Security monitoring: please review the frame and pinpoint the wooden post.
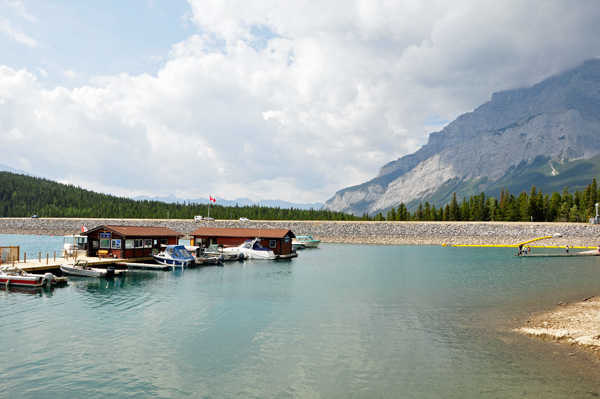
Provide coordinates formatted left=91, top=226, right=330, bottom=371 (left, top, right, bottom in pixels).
left=46, top=254, right=49, bottom=265
left=24, top=252, right=26, bottom=263
left=39, top=252, right=41, bottom=262
left=54, top=251, right=56, bottom=261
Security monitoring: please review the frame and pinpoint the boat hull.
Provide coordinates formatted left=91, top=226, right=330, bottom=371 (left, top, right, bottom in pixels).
left=0, top=275, right=46, bottom=287
left=60, top=266, right=106, bottom=278
left=153, top=255, right=194, bottom=267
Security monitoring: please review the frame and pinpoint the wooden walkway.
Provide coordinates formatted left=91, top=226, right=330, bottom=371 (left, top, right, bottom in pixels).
left=3, top=255, right=153, bottom=272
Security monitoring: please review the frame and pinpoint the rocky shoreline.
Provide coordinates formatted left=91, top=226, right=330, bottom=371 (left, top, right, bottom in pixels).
left=516, top=296, right=600, bottom=360
left=1, top=218, right=600, bottom=247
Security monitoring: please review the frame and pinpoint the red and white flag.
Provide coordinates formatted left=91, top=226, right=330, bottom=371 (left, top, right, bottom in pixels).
left=81, top=226, right=88, bottom=232
left=209, top=196, right=216, bottom=203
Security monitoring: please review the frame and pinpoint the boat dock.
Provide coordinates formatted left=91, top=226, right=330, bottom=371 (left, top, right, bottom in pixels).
left=519, top=251, right=600, bottom=258
left=7, top=256, right=154, bottom=273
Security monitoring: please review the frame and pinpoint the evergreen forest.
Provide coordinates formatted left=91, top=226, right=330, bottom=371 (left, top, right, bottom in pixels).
left=380, top=179, right=600, bottom=223
left=2, top=171, right=600, bottom=223
left=0, top=172, right=361, bottom=221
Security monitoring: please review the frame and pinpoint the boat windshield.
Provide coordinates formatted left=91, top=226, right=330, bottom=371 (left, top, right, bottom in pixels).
left=177, top=248, right=192, bottom=258
left=166, top=248, right=173, bottom=256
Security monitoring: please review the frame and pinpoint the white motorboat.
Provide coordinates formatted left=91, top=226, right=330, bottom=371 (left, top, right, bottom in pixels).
left=60, top=260, right=125, bottom=278
left=223, top=238, right=278, bottom=260
left=203, top=244, right=247, bottom=261
left=153, top=245, right=196, bottom=267
left=296, top=235, right=321, bottom=248
left=0, top=265, right=66, bottom=287
left=291, top=238, right=306, bottom=250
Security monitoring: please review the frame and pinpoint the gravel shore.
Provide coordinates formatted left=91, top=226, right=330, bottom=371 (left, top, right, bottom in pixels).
left=516, top=296, right=600, bottom=360
left=1, top=218, right=600, bottom=247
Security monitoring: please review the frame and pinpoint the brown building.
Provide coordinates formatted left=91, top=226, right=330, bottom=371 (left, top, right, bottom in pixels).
left=82, top=225, right=183, bottom=259
left=190, top=227, right=296, bottom=257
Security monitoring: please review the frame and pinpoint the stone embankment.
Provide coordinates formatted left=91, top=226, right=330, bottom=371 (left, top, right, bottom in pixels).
left=1, top=218, right=599, bottom=246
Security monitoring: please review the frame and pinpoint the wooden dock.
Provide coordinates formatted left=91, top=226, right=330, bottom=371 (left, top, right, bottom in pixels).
left=8, top=256, right=154, bottom=272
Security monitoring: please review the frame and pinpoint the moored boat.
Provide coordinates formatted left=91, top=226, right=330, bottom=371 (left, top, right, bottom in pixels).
left=291, top=238, right=306, bottom=250
left=60, top=260, right=125, bottom=278
left=223, top=238, right=278, bottom=260
left=295, top=235, right=321, bottom=248
left=1, top=265, right=66, bottom=287
left=153, top=245, right=195, bottom=267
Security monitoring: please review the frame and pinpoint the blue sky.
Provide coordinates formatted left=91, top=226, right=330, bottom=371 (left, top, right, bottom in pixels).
left=0, top=0, right=192, bottom=86
left=1, top=0, right=600, bottom=203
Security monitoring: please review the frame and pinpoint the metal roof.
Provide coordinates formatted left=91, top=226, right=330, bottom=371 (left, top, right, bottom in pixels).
left=190, top=227, right=295, bottom=239
left=81, top=225, right=184, bottom=237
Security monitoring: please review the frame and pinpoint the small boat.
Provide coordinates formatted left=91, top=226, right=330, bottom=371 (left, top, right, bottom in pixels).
left=184, top=246, right=227, bottom=265
left=153, top=245, right=196, bottom=267
left=203, top=244, right=247, bottom=261
left=295, top=235, right=321, bottom=248
left=60, top=260, right=125, bottom=278
left=291, top=238, right=306, bottom=250
left=223, top=238, right=278, bottom=260
left=0, top=265, right=65, bottom=287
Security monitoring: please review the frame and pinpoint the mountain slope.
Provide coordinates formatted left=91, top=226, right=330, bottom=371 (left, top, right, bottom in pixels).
left=325, top=59, right=600, bottom=214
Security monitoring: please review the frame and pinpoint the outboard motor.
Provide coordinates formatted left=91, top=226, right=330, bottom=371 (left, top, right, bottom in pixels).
left=106, top=266, right=115, bottom=278
left=238, top=253, right=245, bottom=261
left=43, top=272, right=55, bottom=286
left=218, top=255, right=225, bottom=266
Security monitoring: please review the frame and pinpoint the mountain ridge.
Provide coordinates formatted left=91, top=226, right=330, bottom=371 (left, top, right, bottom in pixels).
left=325, top=59, right=600, bottom=215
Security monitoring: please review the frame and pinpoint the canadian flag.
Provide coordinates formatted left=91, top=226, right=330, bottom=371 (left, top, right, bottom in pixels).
left=209, top=196, right=216, bottom=203
left=81, top=226, right=88, bottom=232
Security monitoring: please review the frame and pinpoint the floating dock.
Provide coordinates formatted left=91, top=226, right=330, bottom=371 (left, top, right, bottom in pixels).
left=114, top=262, right=172, bottom=271
left=519, top=252, right=599, bottom=258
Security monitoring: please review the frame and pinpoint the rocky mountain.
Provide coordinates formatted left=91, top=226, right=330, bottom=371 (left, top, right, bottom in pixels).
left=324, top=59, right=600, bottom=215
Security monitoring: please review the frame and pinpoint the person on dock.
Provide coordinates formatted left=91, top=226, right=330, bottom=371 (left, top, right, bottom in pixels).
left=597, top=245, right=600, bottom=254
left=518, top=244, right=523, bottom=256
left=566, top=245, right=570, bottom=254
left=528, top=246, right=531, bottom=254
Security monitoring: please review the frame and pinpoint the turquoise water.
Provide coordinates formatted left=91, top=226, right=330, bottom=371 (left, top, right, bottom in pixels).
left=2, top=238, right=600, bottom=398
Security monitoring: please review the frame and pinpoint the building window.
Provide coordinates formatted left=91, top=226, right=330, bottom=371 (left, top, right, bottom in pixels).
left=125, top=239, right=135, bottom=249
left=284, top=236, right=290, bottom=243
left=160, top=238, right=168, bottom=245
left=135, top=239, right=143, bottom=248
left=269, top=240, right=276, bottom=248
left=100, top=239, right=110, bottom=249
left=111, top=239, right=122, bottom=249
left=143, top=239, right=152, bottom=248
left=92, top=240, right=99, bottom=249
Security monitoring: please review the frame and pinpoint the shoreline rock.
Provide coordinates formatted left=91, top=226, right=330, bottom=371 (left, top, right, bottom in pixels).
left=516, top=296, right=600, bottom=359
left=1, top=218, right=599, bottom=247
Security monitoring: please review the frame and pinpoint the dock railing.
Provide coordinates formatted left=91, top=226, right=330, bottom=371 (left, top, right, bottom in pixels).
left=0, top=246, right=20, bottom=264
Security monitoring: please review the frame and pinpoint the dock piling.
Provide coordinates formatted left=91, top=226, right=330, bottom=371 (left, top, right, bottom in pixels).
left=46, top=254, right=49, bottom=265
left=24, top=252, right=26, bottom=263
left=39, top=252, right=41, bottom=262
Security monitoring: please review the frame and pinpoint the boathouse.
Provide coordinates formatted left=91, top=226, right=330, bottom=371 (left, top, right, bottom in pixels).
left=190, top=227, right=296, bottom=257
left=81, top=225, right=183, bottom=259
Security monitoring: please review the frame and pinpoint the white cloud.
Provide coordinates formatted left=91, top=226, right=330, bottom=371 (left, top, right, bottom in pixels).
left=3, top=0, right=36, bottom=22
left=0, top=16, right=38, bottom=47
left=63, top=70, right=81, bottom=79
left=1, top=0, right=600, bottom=203
left=35, top=67, right=47, bottom=77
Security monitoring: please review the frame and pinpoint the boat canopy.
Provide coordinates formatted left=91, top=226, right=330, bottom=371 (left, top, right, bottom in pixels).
left=241, top=239, right=271, bottom=252
left=165, top=245, right=194, bottom=259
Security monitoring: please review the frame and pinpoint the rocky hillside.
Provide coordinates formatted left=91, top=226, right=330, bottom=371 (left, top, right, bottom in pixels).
left=325, top=59, right=600, bottom=215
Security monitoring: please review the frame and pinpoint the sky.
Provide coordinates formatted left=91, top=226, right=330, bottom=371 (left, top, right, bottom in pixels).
left=1, top=0, right=600, bottom=203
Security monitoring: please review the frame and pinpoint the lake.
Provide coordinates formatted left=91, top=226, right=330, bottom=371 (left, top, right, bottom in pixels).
left=2, top=235, right=600, bottom=398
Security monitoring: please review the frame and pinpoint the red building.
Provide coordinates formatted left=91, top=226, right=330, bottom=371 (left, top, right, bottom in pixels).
left=190, top=227, right=296, bottom=257
left=82, top=225, right=183, bottom=259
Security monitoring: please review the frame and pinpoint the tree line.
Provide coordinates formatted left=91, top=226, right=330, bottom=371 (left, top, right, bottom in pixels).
left=381, top=179, right=600, bottom=223
left=0, top=172, right=362, bottom=221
